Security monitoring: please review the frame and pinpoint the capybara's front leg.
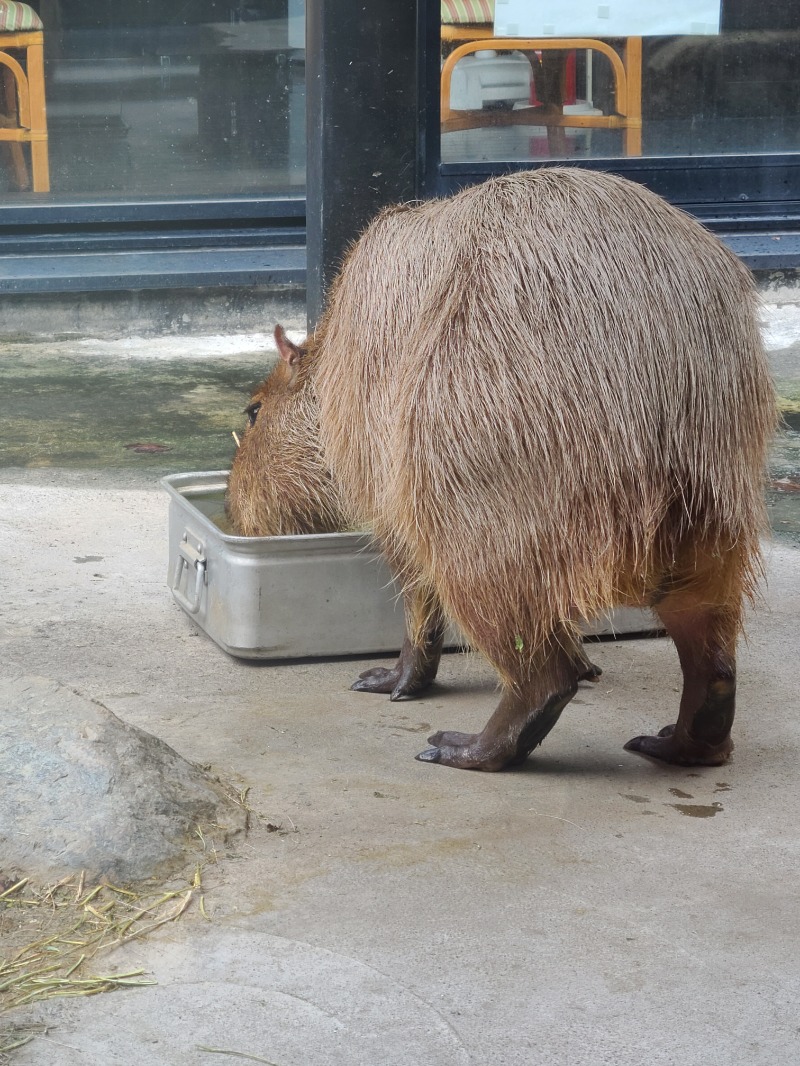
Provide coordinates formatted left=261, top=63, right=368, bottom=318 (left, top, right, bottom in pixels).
left=352, top=588, right=445, bottom=701
left=352, top=630, right=445, bottom=701
left=625, top=602, right=736, bottom=766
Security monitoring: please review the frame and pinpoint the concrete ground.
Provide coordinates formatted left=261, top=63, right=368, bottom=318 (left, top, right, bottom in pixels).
left=1, top=294, right=799, bottom=1065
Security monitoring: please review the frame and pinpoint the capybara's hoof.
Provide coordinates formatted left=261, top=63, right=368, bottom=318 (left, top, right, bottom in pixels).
left=351, top=664, right=433, bottom=700
left=416, top=731, right=511, bottom=771
left=579, top=660, right=602, bottom=683
left=624, top=724, right=733, bottom=766
left=351, top=666, right=398, bottom=695
left=416, top=747, right=441, bottom=763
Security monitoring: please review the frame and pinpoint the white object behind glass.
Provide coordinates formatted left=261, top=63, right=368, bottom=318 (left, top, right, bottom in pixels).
left=493, top=1, right=720, bottom=38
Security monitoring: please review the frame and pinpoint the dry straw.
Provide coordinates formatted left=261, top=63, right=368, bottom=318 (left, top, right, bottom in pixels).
left=0, top=868, right=206, bottom=1014
left=0, top=1023, right=47, bottom=1064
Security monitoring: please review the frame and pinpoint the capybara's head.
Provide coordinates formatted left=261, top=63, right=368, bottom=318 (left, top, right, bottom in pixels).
left=225, top=325, right=346, bottom=537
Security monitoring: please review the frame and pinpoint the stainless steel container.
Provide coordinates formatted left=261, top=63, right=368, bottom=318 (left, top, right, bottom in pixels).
left=162, top=471, right=656, bottom=660
left=163, top=471, right=409, bottom=659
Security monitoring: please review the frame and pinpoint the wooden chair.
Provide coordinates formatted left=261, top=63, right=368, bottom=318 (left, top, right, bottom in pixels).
left=441, top=1, right=642, bottom=156
left=0, top=1, right=49, bottom=191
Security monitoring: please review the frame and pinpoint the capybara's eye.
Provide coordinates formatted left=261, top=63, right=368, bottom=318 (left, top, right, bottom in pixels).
left=245, top=402, right=262, bottom=427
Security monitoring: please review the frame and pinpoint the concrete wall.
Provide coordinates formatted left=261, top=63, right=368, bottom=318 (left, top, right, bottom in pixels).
left=0, top=271, right=798, bottom=341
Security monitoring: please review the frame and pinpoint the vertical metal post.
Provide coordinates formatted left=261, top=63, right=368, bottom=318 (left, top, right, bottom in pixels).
left=305, top=0, right=421, bottom=328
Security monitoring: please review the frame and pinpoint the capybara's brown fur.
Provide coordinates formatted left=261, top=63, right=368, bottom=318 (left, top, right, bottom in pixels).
left=227, top=167, right=777, bottom=772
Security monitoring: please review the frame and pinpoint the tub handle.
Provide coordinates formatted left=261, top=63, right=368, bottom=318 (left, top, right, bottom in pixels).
left=171, top=533, right=207, bottom=614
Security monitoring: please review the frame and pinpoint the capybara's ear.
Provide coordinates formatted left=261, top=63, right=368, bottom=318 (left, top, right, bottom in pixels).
left=274, top=324, right=304, bottom=366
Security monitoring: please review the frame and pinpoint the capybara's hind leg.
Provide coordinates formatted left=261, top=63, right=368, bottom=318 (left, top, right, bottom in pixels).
left=352, top=585, right=445, bottom=701
left=417, top=643, right=580, bottom=771
left=625, top=600, right=737, bottom=766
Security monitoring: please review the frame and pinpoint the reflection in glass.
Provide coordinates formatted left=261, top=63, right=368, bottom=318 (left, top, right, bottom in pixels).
left=1, top=0, right=305, bottom=199
left=441, top=1, right=800, bottom=162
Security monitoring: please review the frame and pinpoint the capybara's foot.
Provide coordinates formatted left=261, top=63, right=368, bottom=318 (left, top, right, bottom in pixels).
left=351, top=631, right=443, bottom=701
left=579, top=660, right=602, bottom=682
left=417, top=731, right=512, bottom=772
left=624, top=724, right=733, bottom=766
left=418, top=682, right=575, bottom=771
left=351, top=664, right=434, bottom=701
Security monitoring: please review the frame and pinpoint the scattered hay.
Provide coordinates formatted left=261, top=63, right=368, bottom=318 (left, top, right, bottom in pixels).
left=0, top=1023, right=48, bottom=1065
left=0, top=867, right=207, bottom=1013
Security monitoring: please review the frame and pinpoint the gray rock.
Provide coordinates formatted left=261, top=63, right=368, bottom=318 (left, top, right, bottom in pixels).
left=0, top=676, right=247, bottom=884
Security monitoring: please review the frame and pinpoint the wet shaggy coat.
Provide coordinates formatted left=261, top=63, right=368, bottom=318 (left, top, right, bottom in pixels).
left=229, top=167, right=776, bottom=689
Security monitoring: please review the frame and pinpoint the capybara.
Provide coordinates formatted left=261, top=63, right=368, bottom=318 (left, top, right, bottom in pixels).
left=226, top=167, right=776, bottom=772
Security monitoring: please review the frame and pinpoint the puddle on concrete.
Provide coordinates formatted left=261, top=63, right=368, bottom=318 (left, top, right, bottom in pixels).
left=667, top=802, right=724, bottom=818
left=668, top=788, right=693, bottom=799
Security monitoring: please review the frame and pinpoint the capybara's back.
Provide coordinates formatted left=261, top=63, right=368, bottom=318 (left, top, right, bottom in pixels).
left=232, top=167, right=777, bottom=772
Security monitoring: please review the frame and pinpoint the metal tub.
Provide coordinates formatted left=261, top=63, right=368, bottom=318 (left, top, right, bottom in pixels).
left=162, top=471, right=656, bottom=660
left=162, top=471, right=409, bottom=659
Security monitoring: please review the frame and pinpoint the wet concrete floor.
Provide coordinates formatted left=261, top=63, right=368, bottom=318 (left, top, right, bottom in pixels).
left=1, top=322, right=799, bottom=542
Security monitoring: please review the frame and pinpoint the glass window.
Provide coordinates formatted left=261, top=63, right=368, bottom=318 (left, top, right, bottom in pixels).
left=441, top=0, right=800, bottom=163
left=1, top=0, right=305, bottom=199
